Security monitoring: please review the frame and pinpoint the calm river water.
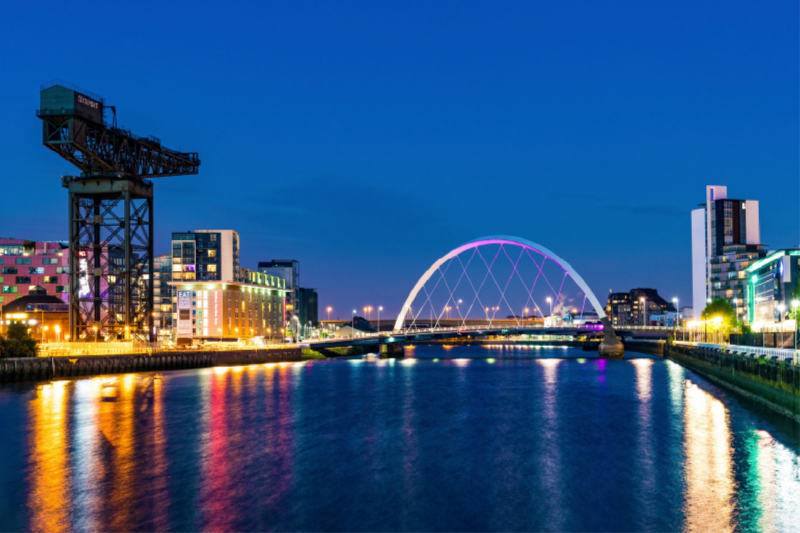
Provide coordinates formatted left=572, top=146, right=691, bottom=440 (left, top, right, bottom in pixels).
left=1, top=345, right=799, bottom=532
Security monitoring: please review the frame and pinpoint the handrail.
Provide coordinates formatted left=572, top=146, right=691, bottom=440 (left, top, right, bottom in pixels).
left=674, top=340, right=798, bottom=363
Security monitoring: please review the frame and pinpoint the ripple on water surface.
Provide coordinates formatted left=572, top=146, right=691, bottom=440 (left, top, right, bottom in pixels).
left=0, top=345, right=798, bottom=532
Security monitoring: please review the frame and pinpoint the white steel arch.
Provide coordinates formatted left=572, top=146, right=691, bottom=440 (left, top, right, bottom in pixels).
left=394, top=235, right=607, bottom=331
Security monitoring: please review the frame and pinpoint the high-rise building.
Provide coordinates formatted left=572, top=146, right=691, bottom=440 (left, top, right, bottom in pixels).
left=298, top=287, right=318, bottom=329
left=258, top=260, right=299, bottom=320
left=691, top=186, right=766, bottom=319
left=153, top=253, right=173, bottom=338
left=168, top=230, right=288, bottom=341
left=0, top=239, right=69, bottom=311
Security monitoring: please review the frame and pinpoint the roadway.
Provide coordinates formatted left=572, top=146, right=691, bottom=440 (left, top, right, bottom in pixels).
left=307, top=324, right=677, bottom=349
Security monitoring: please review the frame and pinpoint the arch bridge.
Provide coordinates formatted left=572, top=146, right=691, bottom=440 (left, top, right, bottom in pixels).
left=312, top=236, right=626, bottom=357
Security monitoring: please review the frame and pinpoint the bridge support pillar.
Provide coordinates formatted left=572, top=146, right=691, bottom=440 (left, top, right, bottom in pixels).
left=380, top=343, right=405, bottom=358
left=598, top=318, right=624, bottom=359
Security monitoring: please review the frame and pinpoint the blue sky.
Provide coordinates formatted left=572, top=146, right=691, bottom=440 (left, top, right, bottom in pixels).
left=1, top=0, right=797, bottom=318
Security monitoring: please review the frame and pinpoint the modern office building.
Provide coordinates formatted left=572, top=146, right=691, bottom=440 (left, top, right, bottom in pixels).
left=691, top=185, right=766, bottom=319
left=258, top=260, right=299, bottom=320
left=168, top=280, right=289, bottom=341
left=298, top=287, right=319, bottom=328
left=745, top=249, right=800, bottom=330
left=606, top=288, right=677, bottom=326
left=168, top=230, right=288, bottom=341
left=153, top=253, right=173, bottom=338
left=0, top=239, right=69, bottom=311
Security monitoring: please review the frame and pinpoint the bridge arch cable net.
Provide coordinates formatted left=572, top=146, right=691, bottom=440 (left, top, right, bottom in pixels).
left=394, top=236, right=607, bottom=332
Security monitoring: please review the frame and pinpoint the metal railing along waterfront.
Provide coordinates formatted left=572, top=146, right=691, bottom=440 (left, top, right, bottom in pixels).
left=36, top=341, right=297, bottom=357
left=674, top=340, right=799, bottom=364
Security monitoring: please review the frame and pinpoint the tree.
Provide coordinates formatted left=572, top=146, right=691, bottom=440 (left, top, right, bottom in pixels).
left=0, top=323, right=38, bottom=358
left=701, top=298, right=737, bottom=335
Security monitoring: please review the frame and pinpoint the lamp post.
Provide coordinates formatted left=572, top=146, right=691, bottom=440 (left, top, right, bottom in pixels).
left=640, top=298, right=646, bottom=327
left=378, top=306, right=382, bottom=335
left=778, top=303, right=787, bottom=347
left=42, top=325, right=48, bottom=344
left=792, top=299, right=800, bottom=355
left=672, top=297, right=679, bottom=328
left=92, top=326, right=98, bottom=344
left=327, top=306, right=332, bottom=322
left=546, top=297, right=552, bottom=317
left=55, top=325, right=60, bottom=343
left=268, top=328, right=272, bottom=344
left=352, top=310, right=357, bottom=338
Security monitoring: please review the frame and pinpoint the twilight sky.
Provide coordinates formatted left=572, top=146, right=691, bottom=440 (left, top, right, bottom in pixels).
left=1, top=0, right=797, bottom=318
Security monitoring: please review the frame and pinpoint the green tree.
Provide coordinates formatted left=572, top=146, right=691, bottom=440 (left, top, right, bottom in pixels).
left=701, top=298, right=737, bottom=337
left=0, top=323, right=38, bottom=358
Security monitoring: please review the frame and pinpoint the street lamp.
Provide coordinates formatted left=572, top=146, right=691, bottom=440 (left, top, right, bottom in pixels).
left=777, top=304, right=787, bottom=347
left=524, top=307, right=529, bottom=321
left=639, top=298, right=647, bottom=327
left=92, top=326, right=98, bottom=344
left=546, top=297, right=552, bottom=317
left=327, top=306, right=332, bottom=322
left=42, top=325, right=48, bottom=344
left=792, top=299, right=799, bottom=353
left=672, top=297, right=679, bottom=328
left=378, top=306, right=383, bottom=334
left=352, top=309, right=357, bottom=338
left=54, top=325, right=60, bottom=343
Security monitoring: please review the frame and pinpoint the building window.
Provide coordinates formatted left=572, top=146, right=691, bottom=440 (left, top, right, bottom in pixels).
left=29, top=267, right=45, bottom=275
left=56, top=267, right=69, bottom=274
left=42, top=258, right=59, bottom=265
left=2, top=286, right=18, bottom=294
left=55, top=286, right=68, bottom=293
left=43, top=276, right=58, bottom=284
left=2, top=267, right=17, bottom=275
left=208, top=264, right=217, bottom=272
left=15, top=258, right=31, bottom=265
left=15, top=276, right=31, bottom=284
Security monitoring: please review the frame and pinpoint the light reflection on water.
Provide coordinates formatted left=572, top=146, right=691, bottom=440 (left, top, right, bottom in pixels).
left=0, top=346, right=798, bottom=532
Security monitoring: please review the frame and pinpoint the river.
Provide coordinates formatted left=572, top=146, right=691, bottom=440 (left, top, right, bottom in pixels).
left=1, top=345, right=799, bottom=532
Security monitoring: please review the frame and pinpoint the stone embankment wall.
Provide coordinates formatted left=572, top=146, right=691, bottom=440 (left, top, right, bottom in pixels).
left=0, top=348, right=302, bottom=383
left=665, top=344, right=799, bottom=422
left=623, top=341, right=664, bottom=357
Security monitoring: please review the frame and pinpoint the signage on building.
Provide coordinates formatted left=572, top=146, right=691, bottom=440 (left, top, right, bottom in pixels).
left=177, top=290, right=192, bottom=335
left=77, top=94, right=100, bottom=109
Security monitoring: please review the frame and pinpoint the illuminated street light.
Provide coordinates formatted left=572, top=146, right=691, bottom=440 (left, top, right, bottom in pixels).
left=327, top=306, right=332, bottom=322
left=546, top=297, right=552, bottom=316
left=378, top=306, right=383, bottom=335
left=672, top=297, right=679, bottom=328
left=792, top=299, right=800, bottom=351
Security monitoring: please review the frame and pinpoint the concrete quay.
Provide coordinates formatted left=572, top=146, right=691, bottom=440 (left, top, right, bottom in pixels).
left=0, top=348, right=302, bottom=383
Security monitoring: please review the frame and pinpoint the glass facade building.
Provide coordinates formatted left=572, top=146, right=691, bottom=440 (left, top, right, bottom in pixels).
left=745, top=249, right=800, bottom=330
left=0, top=239, right=69, bottom=312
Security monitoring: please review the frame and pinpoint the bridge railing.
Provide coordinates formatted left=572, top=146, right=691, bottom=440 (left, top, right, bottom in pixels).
left=674, top=340, right=799, bottom=364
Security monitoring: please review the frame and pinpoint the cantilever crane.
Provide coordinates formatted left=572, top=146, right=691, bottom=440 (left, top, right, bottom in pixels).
left=37, top=80, right=200, bottom=341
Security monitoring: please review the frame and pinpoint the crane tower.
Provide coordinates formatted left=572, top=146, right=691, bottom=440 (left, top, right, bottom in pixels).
left=37, top=80, right=200, bottom=341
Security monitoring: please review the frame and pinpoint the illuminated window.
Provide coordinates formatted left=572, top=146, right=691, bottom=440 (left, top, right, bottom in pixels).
left=208, top=264, right=217, bottom=272
left=208, top=250, right=217, bottom=258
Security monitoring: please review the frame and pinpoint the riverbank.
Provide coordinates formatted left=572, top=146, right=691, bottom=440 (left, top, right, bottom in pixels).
left=665, top=343, right=800, bottom=423
left=0, top=348, right=303, bottom=383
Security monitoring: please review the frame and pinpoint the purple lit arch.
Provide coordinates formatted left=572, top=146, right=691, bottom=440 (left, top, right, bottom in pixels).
left=393, top=236, right=607, bottom=331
